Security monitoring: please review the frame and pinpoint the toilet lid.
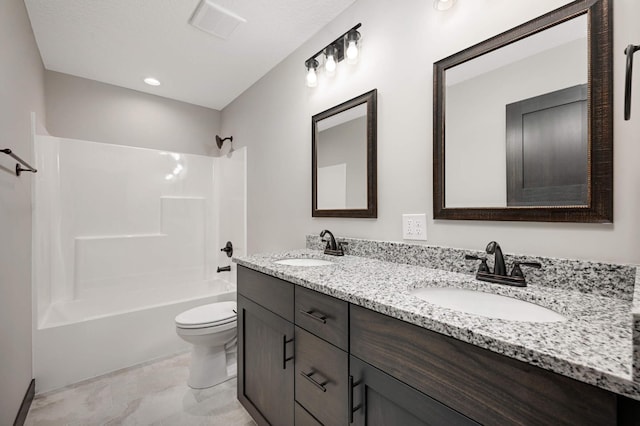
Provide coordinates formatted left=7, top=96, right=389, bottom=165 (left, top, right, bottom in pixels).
left=175, top=301, right=237, bottom=328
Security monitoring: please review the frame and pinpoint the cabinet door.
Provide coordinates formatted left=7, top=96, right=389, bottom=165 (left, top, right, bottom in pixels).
left=238, top=295, right=294, bottom=426
left=349, top=356, right=477, bottom=426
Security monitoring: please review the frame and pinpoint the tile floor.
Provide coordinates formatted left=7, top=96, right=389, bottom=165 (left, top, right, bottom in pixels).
left=25, top=352, right=256, bottom=425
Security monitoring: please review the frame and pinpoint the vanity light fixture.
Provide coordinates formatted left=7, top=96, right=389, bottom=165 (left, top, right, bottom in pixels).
left=434, top=0, right=456, bottom=11
left=304, top=23, right=361, bottom=87
left=143, top=77, right=161, bottom=86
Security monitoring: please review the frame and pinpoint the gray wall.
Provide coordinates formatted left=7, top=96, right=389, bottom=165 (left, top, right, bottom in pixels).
left=0, top=0, right=46, bottom=423
left=221, top=0, right=640, bottom=264
left=45, top=71, right=221, bottom=155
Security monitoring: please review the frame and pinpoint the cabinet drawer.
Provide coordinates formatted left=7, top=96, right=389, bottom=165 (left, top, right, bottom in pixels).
left=295, top=286, right=348, bottom=350
left=295, top=326, right=348, bottom=426
left=295, top=402, right=322, bottom=426
left=350, top=305, right=617, bottom=426
left=238, top=266, right=294, bottom=321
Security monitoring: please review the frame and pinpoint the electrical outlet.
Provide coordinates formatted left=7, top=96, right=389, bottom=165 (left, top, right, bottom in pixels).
left=402, top=214, right=427, bottom=240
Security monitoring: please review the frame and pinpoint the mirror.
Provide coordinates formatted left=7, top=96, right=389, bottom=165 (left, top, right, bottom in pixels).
left=433, top=0, right=612, bottom=222
left=312, top=89, right=377, bottom=218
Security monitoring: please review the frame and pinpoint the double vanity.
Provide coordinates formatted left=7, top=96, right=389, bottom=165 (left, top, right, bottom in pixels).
left=233, top=0, right=630, bottom=423
left=234, top=236, right=640, bottom=425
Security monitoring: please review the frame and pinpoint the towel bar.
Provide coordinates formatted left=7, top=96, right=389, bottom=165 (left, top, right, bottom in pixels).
left=1, top=148, right=37, bottom=176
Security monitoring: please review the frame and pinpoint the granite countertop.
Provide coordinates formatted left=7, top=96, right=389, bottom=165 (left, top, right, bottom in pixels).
left=235, top=249, right=640, bottom=401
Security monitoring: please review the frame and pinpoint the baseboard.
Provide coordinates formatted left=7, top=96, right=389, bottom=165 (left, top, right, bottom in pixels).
left=13, top=379, right=35, bottom=426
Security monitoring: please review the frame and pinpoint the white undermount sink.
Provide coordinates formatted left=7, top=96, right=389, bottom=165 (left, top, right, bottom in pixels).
left=274, top=258, right=335, bottom=267
left=410, top=287, right=566, bottom=323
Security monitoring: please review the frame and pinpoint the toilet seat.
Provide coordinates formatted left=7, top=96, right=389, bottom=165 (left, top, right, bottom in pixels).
left=175, top=301, right=237, bottom=329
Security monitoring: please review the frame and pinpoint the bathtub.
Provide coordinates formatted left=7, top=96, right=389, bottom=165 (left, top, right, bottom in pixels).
left=34, top=277, right=236, bottom=394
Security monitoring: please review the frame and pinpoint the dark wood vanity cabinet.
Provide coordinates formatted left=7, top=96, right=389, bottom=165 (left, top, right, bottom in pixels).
left=238, top=266, right=639, bottom=426
left=237, top=268, right=295, bottom=426
left=350, top=305, right=625, bottom=426
left=238, top=266, right=349, bottom=425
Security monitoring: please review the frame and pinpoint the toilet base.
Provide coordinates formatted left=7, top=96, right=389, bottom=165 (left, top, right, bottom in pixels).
left=187, top=344, right=235, bottom=389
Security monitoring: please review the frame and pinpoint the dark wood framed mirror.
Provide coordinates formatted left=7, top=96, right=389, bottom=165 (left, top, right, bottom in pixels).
left=312, top=89, right=377, bottom=218
left=433, top=0, right=612, bottom=222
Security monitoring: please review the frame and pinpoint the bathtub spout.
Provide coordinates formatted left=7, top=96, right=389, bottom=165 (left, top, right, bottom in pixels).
left=217, top=266, right=231, bottom=273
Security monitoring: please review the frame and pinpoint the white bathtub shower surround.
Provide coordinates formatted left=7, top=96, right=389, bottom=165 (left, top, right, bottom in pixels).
left=32, top=136, right=247, bottom=393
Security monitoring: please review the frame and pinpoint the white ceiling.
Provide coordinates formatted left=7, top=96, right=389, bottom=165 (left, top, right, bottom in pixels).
left=24, top=0, right=357, bottom=110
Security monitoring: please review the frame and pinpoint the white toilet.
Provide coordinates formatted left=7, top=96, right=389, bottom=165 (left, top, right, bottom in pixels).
left=175, top=301, right=237, bottom=389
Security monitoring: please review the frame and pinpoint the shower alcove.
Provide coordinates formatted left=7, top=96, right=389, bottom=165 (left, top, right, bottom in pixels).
left=32, top=135, right=247, bottom=393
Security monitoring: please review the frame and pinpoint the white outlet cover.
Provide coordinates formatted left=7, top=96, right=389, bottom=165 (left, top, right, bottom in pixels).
left=403, top=214, right=427, bottom=241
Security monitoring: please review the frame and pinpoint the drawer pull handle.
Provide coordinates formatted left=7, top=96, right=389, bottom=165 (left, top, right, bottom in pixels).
left=300, top=371, right=327, bottom=392
left=300, top=309, right=327, bottom=324
left=282, top=336, right=294, bottom=370
left=349, top=375, right=362, bottom=423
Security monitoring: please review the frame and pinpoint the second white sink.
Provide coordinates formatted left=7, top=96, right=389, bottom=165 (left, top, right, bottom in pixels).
left=275, top=258, right=335, bottom=267
left=410, top=287, right=566, bottom=323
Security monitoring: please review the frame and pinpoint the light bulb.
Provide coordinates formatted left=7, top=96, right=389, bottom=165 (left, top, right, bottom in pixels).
left=144, top=77, right=161, bottom=86
left=345, top=29, right=361, bottom=64
left=306, top=67, right=317, bottom=87
left=346, top=41, right=359, bottom=64
left=325, top=54, right=336, bottom=76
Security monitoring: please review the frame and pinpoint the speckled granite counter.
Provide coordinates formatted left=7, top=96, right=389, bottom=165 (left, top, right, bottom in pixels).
left=234, top=247, right=640, bottom=401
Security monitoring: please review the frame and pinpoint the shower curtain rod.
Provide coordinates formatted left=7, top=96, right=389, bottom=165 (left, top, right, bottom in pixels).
left=1, top=148, right=37, bottom=176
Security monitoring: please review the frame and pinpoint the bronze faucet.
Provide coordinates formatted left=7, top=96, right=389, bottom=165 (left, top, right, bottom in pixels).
left=465, top=241, right=541, bottom=287
left=319, top=230, right=345, bottom=256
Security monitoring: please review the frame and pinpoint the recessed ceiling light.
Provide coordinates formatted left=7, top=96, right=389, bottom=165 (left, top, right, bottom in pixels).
left=434, top=0, right=456, bottom=11
left=144, top=77, right=161, bottom=86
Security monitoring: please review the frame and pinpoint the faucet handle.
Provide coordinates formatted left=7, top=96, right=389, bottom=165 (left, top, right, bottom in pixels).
left=510, top=261, right=542, bottom=278
left=464, top=254, right=490, bottom=273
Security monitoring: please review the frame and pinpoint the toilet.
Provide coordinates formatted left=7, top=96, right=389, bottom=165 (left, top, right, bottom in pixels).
left=175, top=301, right=237, bottom=389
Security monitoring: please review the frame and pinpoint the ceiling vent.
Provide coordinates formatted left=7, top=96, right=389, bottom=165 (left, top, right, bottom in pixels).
left=189, top=0, right=246, bottom=40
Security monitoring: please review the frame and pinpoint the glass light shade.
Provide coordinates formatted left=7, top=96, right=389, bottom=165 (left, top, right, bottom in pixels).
left=306, top=67, right=317, bottom=87
left=325, top=54, right=337, bottom=76
left=346, top=41, right=359, bottom=64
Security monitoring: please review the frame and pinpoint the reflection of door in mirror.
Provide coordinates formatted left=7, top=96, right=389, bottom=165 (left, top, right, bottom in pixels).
left=506, top=84, right=587, bottom=206
left=316, top=104, right=368, bottom=210
left=444, top=14, right=587, bottom=208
